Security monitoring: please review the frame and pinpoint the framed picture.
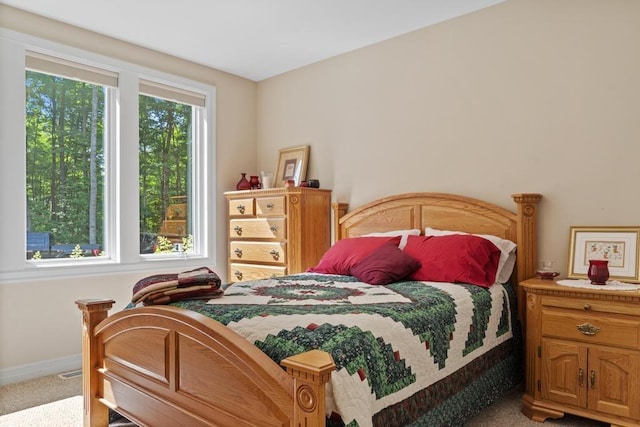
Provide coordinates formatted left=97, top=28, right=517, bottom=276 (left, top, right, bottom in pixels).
left=568, top=226, right=640, bottom=282
left=274, top=145, right=309, bottom=187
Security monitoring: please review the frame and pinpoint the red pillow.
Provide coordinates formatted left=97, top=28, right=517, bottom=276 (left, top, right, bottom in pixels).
left=307, top=236, right=402, bottom=275
left=403, top=235, right=501, bottom=287
left=349, top=243, right=422, bottom=285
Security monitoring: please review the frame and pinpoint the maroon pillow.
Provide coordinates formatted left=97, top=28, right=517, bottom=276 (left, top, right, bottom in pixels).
left=307, top=236, right=402, bottom=275
left=403, top=235, right=501, bottom=287
left=349, top=243, right=422, bottom=285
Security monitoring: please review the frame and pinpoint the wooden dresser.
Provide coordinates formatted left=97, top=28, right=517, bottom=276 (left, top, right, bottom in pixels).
left=520, top=278, right=640, bottom=427
left=225, top=187, right=331, bottom=282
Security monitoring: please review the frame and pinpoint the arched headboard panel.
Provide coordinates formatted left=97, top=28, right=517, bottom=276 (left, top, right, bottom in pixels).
left=332, top=192, right=542, bottom=320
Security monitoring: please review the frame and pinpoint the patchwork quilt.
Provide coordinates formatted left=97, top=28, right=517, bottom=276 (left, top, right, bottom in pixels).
left=171, top=273, right=522, bottom=427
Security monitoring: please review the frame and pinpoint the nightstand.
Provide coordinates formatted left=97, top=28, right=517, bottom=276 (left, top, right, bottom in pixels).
left=520, top=278, right=640, bottom=426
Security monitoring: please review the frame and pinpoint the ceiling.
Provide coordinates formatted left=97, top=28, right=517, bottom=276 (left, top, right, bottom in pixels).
left=1, top=0, right=504, bottom=81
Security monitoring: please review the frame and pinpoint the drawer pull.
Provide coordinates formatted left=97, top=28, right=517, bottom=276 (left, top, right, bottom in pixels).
left=266, top=203, right=274, bottom=209
left=234, top=270, right=243, bottom=280
left=234, top=226, right=243, bottom=236
left=578, top=368, right=584, bottom=387
left=236, top=204, right=246, bottom=214
left=234, top=248, right=243, bottom=258
left=590, top=370, right=596, bottom=389
left=583, top=304, right=592, bottom=310
left=270, top=249, right=280, bottom=260
left=576, top=322, right=600, bottom=336
left=270, top=225, right=279, bottom=233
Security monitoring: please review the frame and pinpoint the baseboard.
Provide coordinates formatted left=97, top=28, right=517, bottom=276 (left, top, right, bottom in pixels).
left=0, top=354, right=82, bottom=386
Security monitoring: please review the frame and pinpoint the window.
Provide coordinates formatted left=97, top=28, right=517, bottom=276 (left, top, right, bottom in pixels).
left=0, top=33, right=215, bottom=281
left=25, top=54, right=113, bottom=261
left=138, top=80, right=205, bottom=256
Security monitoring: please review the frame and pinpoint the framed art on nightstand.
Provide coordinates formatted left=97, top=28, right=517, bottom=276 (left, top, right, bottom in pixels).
left=274, top=145, right=309, bottom=187
left=567, top=226, right=640, bottom=282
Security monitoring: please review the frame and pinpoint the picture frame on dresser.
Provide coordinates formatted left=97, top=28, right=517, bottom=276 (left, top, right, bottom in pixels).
left=274, top=145, right=309, bottom=187
left=567, top=225, right=640, bottom=282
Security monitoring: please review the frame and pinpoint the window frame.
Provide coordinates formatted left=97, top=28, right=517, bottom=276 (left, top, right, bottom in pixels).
left=0, top=29, right=216, bottom=282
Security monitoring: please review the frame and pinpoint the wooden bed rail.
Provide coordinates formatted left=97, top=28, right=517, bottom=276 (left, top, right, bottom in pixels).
left=76, top=299, right=336, bottom=427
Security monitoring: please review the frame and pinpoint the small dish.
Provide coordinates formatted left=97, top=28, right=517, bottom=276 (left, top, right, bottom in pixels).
left=536, top=271, right=560, bottom=280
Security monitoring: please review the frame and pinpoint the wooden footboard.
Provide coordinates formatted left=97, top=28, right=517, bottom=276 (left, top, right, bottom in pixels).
left=76, top=299, right=335, bottom=426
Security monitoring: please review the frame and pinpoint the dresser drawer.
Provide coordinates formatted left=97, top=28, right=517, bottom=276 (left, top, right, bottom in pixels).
left=228, top=198, right=255, bottom=216
left=229, top=263, right=286, bottom=282
left=541, top=309, right=640, bottom=349
left=256, top=196, right=285, bottom=216
left=229, top=241, right=286, bottom=264
left=229, top=218, right=286, bottom=239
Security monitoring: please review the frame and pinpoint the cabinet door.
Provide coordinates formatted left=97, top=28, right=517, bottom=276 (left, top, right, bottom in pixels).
left=587, top=347, right=640, bottom=419
left=541, top=339, right=587, bottom=407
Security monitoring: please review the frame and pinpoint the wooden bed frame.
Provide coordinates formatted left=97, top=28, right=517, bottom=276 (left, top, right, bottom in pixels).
left=76, top=192, right=541, bottom=426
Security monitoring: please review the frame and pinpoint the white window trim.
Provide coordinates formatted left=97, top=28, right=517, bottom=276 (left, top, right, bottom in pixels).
left=0, top=28, right=216, bottom=283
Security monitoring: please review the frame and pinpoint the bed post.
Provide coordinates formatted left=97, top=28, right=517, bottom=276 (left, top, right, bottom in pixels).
left=281, top=349, right=336, bottom=427
left=75, top=299, right=115, bottom=427
left=511, top=193, right=542, bottom=325
left=332, top=202, right=349, bottom=242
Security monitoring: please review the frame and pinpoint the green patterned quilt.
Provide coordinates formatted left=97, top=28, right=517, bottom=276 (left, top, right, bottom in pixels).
left=171, top=273, right=521, bottom=427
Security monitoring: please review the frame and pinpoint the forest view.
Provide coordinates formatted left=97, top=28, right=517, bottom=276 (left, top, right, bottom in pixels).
left=25, top=70, right=192, bottom=259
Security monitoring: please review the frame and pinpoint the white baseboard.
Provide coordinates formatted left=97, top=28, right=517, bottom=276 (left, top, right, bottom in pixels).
left=0, top=354, right=82, bottom=386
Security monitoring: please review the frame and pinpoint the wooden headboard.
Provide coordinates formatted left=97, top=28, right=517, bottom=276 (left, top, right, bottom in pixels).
left=332, top=192, right=542, bottom=318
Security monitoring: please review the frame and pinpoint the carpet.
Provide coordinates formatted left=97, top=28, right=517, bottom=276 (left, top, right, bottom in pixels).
left=0, top=395, right=82, bottom=427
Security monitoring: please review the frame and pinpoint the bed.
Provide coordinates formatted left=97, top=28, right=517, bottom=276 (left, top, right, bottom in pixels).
left=76, top=191, right=542, bottom=426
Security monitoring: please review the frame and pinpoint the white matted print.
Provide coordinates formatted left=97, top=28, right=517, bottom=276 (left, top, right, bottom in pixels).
left=568, top=226, right=640, bottom=282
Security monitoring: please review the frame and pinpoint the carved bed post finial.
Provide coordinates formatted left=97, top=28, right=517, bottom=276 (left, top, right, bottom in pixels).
left=75, top=299, right=115, bottom=427
left=281, top=349, right=336, bottom=427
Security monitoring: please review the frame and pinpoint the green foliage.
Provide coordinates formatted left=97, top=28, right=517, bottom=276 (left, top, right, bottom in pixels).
left=70, top=244, right=84, bottom=258
left=155, top=236, right=175, bottom=253
left=182, top=234, right=193, bottom=253
left=26, top=71, right=193, bottom=258
left=32, top=251, right=42, bottom=260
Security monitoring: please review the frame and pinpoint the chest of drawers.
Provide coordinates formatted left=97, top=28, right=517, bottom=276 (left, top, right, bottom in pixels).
left=520, top=279, right=640, bottom=426
left=225, top=187, right=331, bottom=282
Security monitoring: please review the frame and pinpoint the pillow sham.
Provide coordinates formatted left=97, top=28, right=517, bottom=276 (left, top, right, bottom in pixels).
left=403, top=235, right=501, bottom=287
left=307, top=236, right=401, bottom=275
left=349, top=243, right=422, bottom=285
left=362, top=229, right=421, bottom=249
left=425, top=227, right=516, bottom=284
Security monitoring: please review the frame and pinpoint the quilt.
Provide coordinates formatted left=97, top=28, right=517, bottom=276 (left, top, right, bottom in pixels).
left=171, top=273, right=522, bottom=427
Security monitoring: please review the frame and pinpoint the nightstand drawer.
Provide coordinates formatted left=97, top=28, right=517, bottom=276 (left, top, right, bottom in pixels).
left=542, top=296, right=640, bottom=317
left=229, top=218, right=286, bottom=239
left=229, top=263, right=286, bottom=282
left=229, top=241, right=286, bottom=264
left=541, top=310, right=640, bottom=349
left=228, top=198, right=255, bottom=216
left=256, top=196, right=285, bottom=216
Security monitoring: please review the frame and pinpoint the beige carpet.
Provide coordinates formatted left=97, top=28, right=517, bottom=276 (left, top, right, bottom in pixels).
left=0, top=396, right=82, bottom=427
left=0, top=373, right=609, bottom=426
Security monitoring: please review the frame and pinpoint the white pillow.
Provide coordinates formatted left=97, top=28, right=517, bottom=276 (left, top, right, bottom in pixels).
left=363, top=229, right=421, bottom=249
left=425, top=227, right=516, bottom=284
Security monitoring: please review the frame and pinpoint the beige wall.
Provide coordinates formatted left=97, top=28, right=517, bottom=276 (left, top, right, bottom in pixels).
left=0, top=5, right=257, bottom=374
left=3, top=0, right=640, bottom=378
left=257, top=0, right=640, bottom=279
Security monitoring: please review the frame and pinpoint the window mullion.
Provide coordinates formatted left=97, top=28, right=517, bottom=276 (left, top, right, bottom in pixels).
left=115, top=71, right=140, bottom=263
